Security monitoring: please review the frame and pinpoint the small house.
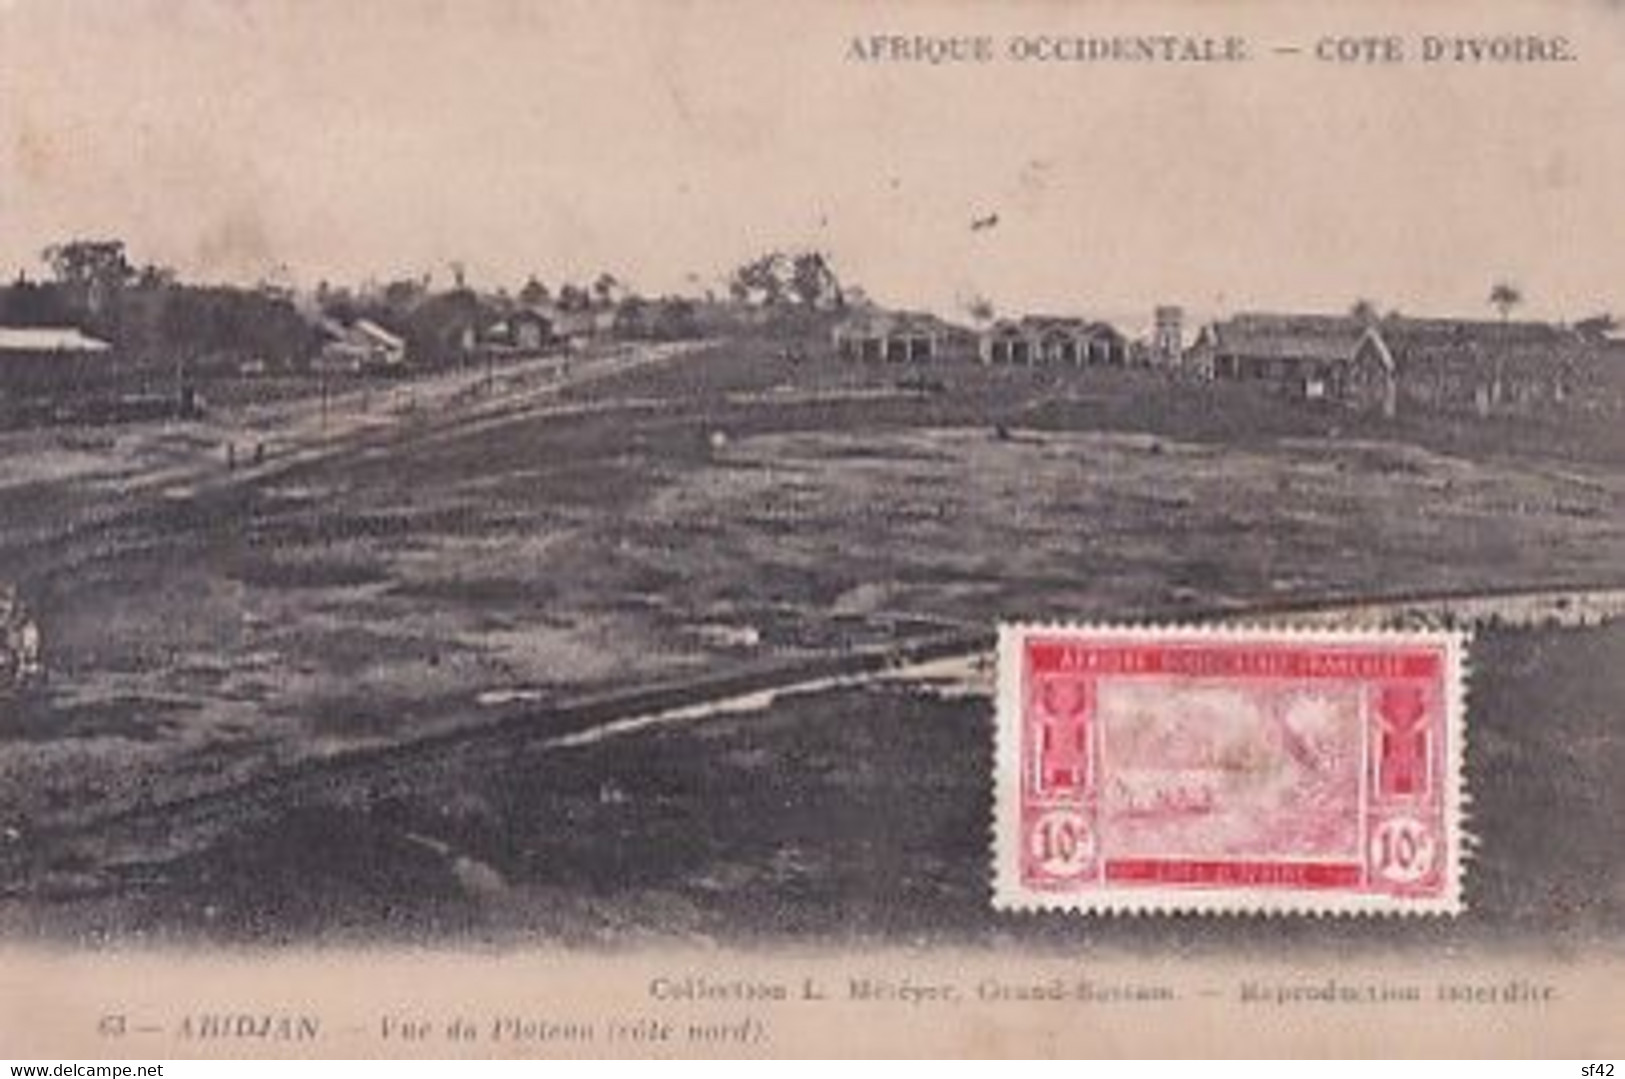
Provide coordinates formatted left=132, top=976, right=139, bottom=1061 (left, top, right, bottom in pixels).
left=482, top=309, right=555, bottom=353
left=511, top=309, right=553, bottom=351
left=532, top=304, right=615, bottom=349
left=316, top=317, right=406, bottom=373
left=0, top=326, right=114, bottom=398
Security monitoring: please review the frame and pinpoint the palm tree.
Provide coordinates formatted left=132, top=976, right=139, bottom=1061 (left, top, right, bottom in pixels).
left=592, top=272, right=622, bottom=307
left=1489, top=281, right=1522, bottom=323
left=1486, top=281, right=1523, bottom=407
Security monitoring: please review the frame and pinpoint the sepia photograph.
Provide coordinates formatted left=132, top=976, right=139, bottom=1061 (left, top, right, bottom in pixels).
left=0, top=0, right=1623, bottom=1058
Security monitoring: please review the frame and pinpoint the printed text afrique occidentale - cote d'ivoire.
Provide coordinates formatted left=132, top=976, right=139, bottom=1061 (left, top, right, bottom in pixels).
left=845, top=32, right=1577, bottom=66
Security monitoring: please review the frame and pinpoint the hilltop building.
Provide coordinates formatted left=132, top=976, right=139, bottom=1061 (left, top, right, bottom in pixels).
left=978, top=317, right=1127, bottom=365
left=832, top=311, right=969, bottom=362
left=1187, top=312, right=1595, bottom=417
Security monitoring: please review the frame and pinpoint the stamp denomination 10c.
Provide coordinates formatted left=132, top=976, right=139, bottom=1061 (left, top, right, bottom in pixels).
left=994, top=624, right=1468, bottom=915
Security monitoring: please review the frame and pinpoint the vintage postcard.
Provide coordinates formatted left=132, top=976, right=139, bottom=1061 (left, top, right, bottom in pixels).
left=1, top=0, right=1624, bottom=1060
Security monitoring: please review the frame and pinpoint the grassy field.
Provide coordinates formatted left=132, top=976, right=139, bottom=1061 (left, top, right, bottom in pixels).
left=1, top=332, right=1622, bottom=946
left=11, top=621, right=1624, bottom=954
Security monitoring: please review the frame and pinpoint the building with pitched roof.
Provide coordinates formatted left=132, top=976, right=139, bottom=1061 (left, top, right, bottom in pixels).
left=1377, top=318, right=1590, bottom=415
left=1187, top=312, right=1396, bottom=410
left=978, top=317, right=1127, bottom=365
left=0, top=325, right=116, bottom=398
left=1187, top=311, right=1598, bottom=416
left=832, top=310, right=970, bottom=362
left=315, top=317, right=407, bottom=372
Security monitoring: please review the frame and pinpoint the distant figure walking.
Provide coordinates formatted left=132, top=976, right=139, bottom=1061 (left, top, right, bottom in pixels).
left=226, top=442, right=237, bottom=471
left=0, top=584, right=43, bottom=692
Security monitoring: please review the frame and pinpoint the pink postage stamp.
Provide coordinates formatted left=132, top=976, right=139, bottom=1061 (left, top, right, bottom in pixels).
left=993, top=624, right=1468, bottom=915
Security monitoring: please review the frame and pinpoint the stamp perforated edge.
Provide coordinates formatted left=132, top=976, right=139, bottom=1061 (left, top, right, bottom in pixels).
left=990, top=621, right=1471, bottom=916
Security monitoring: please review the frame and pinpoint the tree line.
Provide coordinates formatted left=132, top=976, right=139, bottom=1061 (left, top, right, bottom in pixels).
left=0, top=240, right=856, bottom=371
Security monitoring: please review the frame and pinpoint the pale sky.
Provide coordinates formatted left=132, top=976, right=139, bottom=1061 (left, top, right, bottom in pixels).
left=3, top=0, right=1624, bottom=330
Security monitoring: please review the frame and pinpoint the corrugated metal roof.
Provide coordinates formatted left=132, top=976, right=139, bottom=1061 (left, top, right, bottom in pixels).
left=0, top=327, right=112, bottom=353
